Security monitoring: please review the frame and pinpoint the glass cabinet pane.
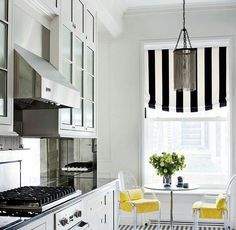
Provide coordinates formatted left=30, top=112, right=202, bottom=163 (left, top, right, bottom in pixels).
left=73, top=0, right=84, bottom=33
left=86, top=10, right=94, bottom=44
left=73, top=99, right=83, bottom=126
left=61, top=108, right=72, bottom=125
left=0, top=0, right=7, bottom=21
left=62, top=26, right=72, bottom=61
left=0, top=22, right=7, bottom=68
left=87, top=47, right=94, bottom=75
left=0, top=70, right=6, bottom=116
left=62, top=59, right=72, bottom=83
left=74, top=37, right=83, bottom=68
left=87, top=75, right=94, bottom=101
left=74, top=70, right=83, bottom=96
left=86, top=102, right=94, bottom=128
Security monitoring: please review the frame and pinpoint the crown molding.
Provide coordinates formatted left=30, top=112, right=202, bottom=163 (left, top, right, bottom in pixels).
left=94, top=0, right=127, bottom=37
left=125, top=1, right=236, bottom=16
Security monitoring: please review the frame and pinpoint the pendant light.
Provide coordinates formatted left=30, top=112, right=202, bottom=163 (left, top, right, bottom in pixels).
left=174, top=0, right=196, bottom=91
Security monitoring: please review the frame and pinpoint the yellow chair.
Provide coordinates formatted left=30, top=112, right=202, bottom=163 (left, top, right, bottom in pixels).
left=118, top=171, right=161, bottom=229
left=192, top=175, right=236, bottom=230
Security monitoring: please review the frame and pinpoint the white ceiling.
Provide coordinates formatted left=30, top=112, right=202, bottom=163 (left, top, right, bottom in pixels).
left=123, top=0, right=236, bottom=9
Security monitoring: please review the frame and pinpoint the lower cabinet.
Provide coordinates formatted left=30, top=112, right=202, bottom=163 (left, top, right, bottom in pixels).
left=18, top=181, right=118, bottom=230
left=84, top=183, right=117, bottom=230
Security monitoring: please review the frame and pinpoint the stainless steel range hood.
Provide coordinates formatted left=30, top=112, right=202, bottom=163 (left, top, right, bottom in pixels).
left=14, top=44, right=80, bottom=109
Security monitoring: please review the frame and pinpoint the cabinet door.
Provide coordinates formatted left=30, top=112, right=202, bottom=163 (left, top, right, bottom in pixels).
left=86, top=192, right=106, bottom=230
left=85, top=186, right=115, bottom=230
left=60, top=25, right=73, bottom=128
left=72, top=0, right=84, bottom=35
left=85, top=46, right=95, bottom=130
left=0, top=0, right=12, bottom=126
left=73, top=35, right=84, bottom=129
left=104, top=190, right=114, bottom=229
left=86, top=8, right=95, bottom=47
left=61, top=0, right=72, bottom=25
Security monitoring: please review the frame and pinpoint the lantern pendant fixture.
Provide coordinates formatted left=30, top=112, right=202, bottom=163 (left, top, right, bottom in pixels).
left=174, top=0, right=196, bottom=91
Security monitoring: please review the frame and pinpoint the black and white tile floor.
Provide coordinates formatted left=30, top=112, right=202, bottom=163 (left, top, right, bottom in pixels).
left=119, top=222, right=224, bottom=230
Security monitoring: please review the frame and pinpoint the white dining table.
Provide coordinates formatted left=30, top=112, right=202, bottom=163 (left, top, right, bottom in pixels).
left=144, top=183, right=199, bottom=230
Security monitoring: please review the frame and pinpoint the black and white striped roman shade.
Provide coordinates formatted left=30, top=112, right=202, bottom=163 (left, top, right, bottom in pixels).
left=145, top=47, right=227, bottom=112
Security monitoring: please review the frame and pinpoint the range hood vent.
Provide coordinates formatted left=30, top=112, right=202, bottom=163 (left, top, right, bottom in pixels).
left=14, top=44, right=80, bottom=109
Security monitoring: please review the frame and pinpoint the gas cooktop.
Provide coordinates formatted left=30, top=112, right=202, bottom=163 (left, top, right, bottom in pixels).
left=0, top=186, right=81, bottom=217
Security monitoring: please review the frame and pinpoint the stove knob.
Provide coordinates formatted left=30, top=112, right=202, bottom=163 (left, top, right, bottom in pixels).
left=60, top=218, right=69, bottom=226
left=74, top=210, right=82, bottom=218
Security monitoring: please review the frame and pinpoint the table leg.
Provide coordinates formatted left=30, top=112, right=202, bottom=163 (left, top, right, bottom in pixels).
left=170, top=191, right=173, bottom=230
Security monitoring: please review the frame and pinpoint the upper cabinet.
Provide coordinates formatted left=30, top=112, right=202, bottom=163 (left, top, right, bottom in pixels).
left=51, top=0, right=96, bottom=138
left=0, top=0, right=14, bottom=135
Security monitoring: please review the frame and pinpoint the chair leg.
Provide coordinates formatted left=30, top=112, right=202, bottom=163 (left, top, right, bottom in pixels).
left=133, top=206, right=137, bottom=229
left=193, top=209, right=199, bottom=230
left=223, top=210, right=229, bottom=230
left=117, top=207, right=121, bottom=228
left=157, top=210, right=161, bottom=230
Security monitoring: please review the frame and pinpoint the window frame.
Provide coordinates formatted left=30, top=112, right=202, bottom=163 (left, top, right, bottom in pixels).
left=140, top=38, right=233, bottom=190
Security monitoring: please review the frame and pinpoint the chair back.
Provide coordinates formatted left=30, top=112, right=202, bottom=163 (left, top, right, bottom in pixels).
left=225, top=174, right=236, bottom=209
left=118, top=171, right=139, bottom=191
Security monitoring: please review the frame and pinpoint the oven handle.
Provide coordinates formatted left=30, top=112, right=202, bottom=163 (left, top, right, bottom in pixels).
left=69, top=221, right=89, bottom=230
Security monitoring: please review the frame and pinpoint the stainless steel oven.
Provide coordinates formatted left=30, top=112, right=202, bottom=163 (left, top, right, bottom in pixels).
left=55, top=200, right=89, bottom=230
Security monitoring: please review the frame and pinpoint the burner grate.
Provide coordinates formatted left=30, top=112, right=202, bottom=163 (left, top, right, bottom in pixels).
left=0, top=186, right=75, bottom=207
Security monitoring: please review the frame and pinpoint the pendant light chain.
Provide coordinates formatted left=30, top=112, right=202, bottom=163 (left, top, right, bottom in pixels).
left=183, top=0, right=186, bottom=29
left=175, top=0, right=192, bottom=49
left=183, top=0, right=187, bottom=49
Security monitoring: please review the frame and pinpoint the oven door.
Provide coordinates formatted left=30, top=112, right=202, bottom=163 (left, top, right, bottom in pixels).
left=69, top=221, right=89, bottom=230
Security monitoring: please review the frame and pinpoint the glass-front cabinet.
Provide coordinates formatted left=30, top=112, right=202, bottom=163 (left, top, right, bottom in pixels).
left=59, top=0, right=96, bottom=136
left=0, top=0, right=13, bottom=133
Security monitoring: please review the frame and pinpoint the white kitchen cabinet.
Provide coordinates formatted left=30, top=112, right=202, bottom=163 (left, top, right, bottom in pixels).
left=0, top=0, right=14, bottom=135
left=84, top=183, right=117, bottom=230
left=51, top=0, right=96, bottom=138
left=15, top=181, right=118, bottom=230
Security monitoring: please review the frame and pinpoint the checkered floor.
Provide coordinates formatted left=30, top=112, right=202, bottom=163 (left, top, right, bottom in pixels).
left=119, top=222, right=225, bottom=230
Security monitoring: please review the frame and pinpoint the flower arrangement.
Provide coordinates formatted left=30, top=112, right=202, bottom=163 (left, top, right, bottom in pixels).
left=149, top=152, right=186, bottom=177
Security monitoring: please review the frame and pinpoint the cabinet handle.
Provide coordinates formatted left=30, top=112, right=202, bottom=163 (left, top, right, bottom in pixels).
left=72, top=126, right=76, bottom=128
left=104, top=195, right=107, bottom=205
left=72, top=23, right=76, bottom=29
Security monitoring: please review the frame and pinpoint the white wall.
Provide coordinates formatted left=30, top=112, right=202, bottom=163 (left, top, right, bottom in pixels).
left=97, top=7, right=236, bottom=225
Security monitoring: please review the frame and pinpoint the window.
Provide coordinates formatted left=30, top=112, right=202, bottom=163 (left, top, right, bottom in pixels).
left=143, top=107, right=230, bottom=189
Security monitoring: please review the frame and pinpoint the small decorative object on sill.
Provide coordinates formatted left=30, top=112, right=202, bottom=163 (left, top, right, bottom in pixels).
left=183, top=182, right=189, bottom=188
left=149, top=152, right=186, bottom=188
left=176, top=176, right=183, bottom=187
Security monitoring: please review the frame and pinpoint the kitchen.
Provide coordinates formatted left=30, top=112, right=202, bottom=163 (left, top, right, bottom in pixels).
left=1, top=0, right=236, bottom=229
left=0, top=0, right=118, bottom=229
